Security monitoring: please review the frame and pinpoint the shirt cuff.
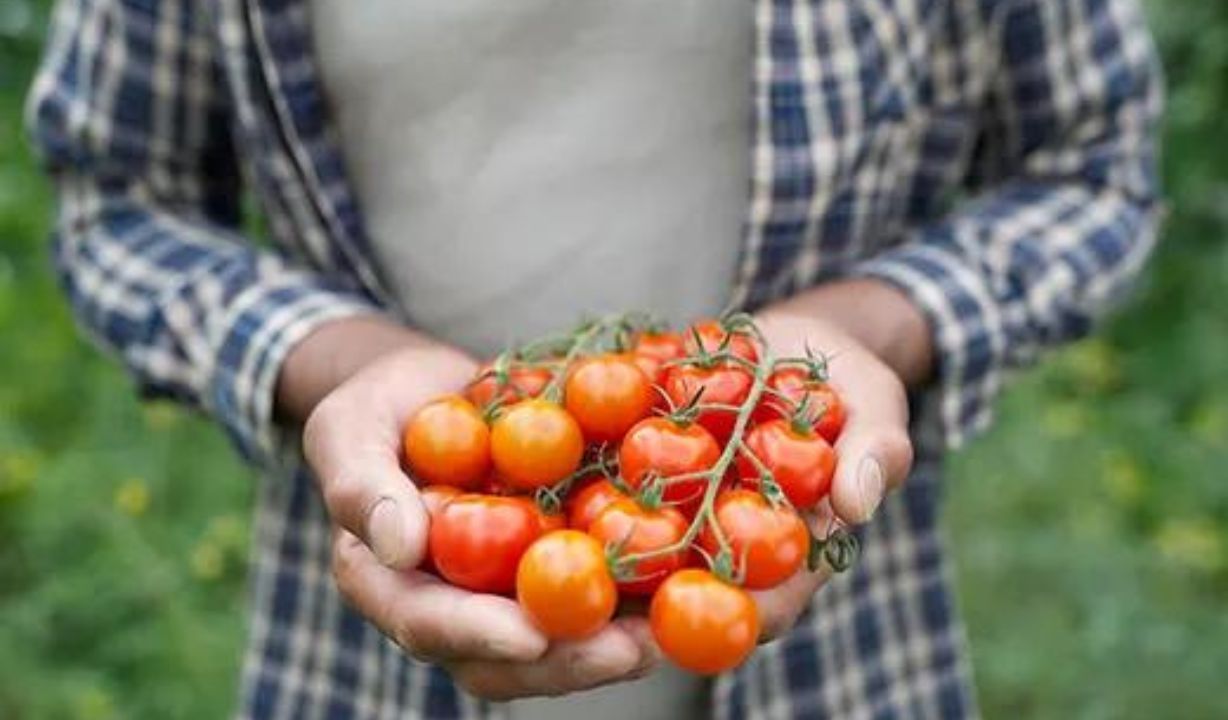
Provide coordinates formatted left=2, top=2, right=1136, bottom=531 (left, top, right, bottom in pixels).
left=852, top=242, right=1009, bottom=449
left=208, top=278, right=382, bottom=470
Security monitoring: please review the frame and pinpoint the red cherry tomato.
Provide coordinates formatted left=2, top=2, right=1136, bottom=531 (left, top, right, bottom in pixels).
left=517, top=530, right=618, bottom=640
left=618, top=417, right=721, bottom=508
left=737, top=419, right=836, bottom=510
left=700, top=489, right=808, bottom=589
left=465, top=363, right=553, bottom=409
left=403, top=396, right=491, bottom=489
left=663, top=362, right=754, bottom=443
left=564, top=353, right=655, bottom=443
left=428, top=494, right=541, bottom=594
left=753, top=367, right=847, bottom=443
left=565, top=477, right=626, bottom=531
left=631, top=331, right=687, bottom=385
left=418, top=485, right=461, bottom=573
left=649, top=569, right=760, bottom=675
left=490, top=399, right=585, bottom=491
left=588, top=498, right=689, bottom=595
left=683, top=320, right=760, bottom=363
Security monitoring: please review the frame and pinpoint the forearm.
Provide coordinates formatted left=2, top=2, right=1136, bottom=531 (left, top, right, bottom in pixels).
left=276, top=315, right=477, bottom=425
left=757, top=278, right=935, bottom=388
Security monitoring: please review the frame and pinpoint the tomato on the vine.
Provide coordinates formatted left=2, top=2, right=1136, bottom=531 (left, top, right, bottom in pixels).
left=465, top=362, right=553, bottom=409
left=700, top=489, right=808, bottom=589
left=509, top=496, right=566, bottom=534
left=631, top=330, right=687, bottom=385
left=565, top=477, right=626, bottom=531
left=649, top=569, right=760, bottom=675
left=428, top=494, right=541, bottom=594
left=588, top=498, right=689, bottom=595
left=683, top=320, right=760, bottom=363
left=517, top=530, right=617, bottom=640
left=737, top=418, right=836, bottom=509
left=753, top=367, right=846, bottom=443
left=619, top=416, right=721, bottom=507
left=490, top=399, right=585, bottom=491
left=403, top=396, right=491, bottom=489
left=663, top=362, right=754, bottom=443
left=564, top=353, right=655, bottom=443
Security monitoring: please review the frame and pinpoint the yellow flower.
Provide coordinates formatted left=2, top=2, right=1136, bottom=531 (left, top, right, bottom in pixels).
left=73, top=686, right=116, bottom=720
left=1100, top=450, right=1145, bottom=507
left=191, top=543, right=225, bottom=581
left=113, top=478, right=150, bottom=517
left=1154, top=518, right=1225, bottom=574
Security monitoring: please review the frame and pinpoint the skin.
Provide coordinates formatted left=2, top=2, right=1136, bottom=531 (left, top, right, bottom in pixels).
left=277, top=277, right=929, bottom=699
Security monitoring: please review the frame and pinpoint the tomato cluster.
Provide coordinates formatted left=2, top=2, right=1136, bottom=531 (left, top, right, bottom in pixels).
left=400, top=316, right=849, bottom=675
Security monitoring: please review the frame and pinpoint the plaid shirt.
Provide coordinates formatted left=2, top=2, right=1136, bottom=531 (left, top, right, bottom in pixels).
left=28, top=0, right=1161, bottom=718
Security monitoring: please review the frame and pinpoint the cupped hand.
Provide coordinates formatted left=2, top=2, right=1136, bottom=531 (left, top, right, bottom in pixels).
left=748, top=300, right=918, bottom=640
left=288, top=318, right=658, bottom=699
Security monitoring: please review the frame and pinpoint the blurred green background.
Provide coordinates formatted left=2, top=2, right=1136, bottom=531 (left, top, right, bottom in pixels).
left=2, top=1, right=1226, bottom=718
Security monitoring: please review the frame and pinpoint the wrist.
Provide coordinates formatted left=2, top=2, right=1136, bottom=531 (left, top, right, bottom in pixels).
left=758, top=279, right=934, bottom=387
left=276, top=314, right=473, bottom=423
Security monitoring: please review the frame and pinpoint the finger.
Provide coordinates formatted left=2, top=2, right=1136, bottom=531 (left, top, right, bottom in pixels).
left=306, top=388, right=427, bottom=569
left=449, top=617, right=659, bottom=702
left=826, top=357, right=914, bottom=524
left=332, top=530, right=547, bottom=663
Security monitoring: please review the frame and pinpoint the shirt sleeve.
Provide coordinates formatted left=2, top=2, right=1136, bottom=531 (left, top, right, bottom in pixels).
left=852, top=0, right=1164, bottom=448
left=26, top=0, right=381, bottom=467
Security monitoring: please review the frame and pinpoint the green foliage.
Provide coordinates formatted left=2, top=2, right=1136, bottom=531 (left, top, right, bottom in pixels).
left=1, top=0, right=1226, bottom=718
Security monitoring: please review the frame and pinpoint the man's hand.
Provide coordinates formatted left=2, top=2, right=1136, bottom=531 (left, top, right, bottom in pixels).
left=749, top=278, right=930, bottom=639
left=280, top=316, right=658, bottom=700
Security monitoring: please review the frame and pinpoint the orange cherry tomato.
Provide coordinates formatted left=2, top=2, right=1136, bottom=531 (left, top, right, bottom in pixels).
left=403, top=396, right=491, bottom=489
left=564, top=353, right=655, bottom=443
left=517, top=530, right=617, bottom=640
left=737, top=418, right=836, bottom=510
left=683, top=320, right=760, bottom=363
left=752, top=367, right=847, bottom=443
left=649, top=569, right=760, bottom=675
left=663, top=362, right=754, bottom=443
left=465, top=362, right=553, bottom=409
left=700, top=489, right=808, bottom=589
left=618, top=416, right=721, bottom=507
left=428, top=494, right=541, bottom=594
left=490, top=399, right=585, bottom=491
left=565, top=477, right=626, bottom=531
left=588, top=498, right=689, bottom=595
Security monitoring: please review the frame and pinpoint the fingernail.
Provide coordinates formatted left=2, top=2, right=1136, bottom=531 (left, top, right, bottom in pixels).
left=857, top=456, right=885, bottom=522
left=367, top=497, right=406, bottom=566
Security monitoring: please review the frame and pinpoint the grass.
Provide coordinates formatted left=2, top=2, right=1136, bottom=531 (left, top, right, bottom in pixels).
left=2, top=1, right=1227, bottom=718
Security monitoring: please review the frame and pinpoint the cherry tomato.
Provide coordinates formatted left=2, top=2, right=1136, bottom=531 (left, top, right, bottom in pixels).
left=428, top=494, right=542, bottom=594
left=588, top=498, right=689, bottom=595
left=508, top=495, right=567, bottom=534
left=465, top=363, right=553, bottom=408
left=491, top=399, right=585, bottom=491
left=700, top=489, right=808, bottom=589
left=737, top=418, right=836, bottom=509
left=632, top=330, right=687, bottom=385
left=753, top=367, right=847, bottom=443
left=403, top=396, right=491, bottom=489
left=517, top=530, right=618, bottom=640
left=564, top=353, right=655, bottom=443
left=663, top=362, right=754, bottom=443
left=418, top=485, right=461, bottom=573
left=683, top=320, right=759, bottom=363
left=649, top=569, right=760, bottom=675
left=619, top=417, right=721, bottom=507
left=565, top=477, right=626, bottom=531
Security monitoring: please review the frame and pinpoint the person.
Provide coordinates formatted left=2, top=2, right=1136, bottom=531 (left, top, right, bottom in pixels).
left=27, top=0, right=1161, bottom=717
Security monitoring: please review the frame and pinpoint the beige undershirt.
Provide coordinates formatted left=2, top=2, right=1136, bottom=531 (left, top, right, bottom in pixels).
left=310, top=1, right=752, bottom=716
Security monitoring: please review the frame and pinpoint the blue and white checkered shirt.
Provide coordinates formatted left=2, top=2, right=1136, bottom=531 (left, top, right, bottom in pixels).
left=27, top=0, right=1162, bottom=717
